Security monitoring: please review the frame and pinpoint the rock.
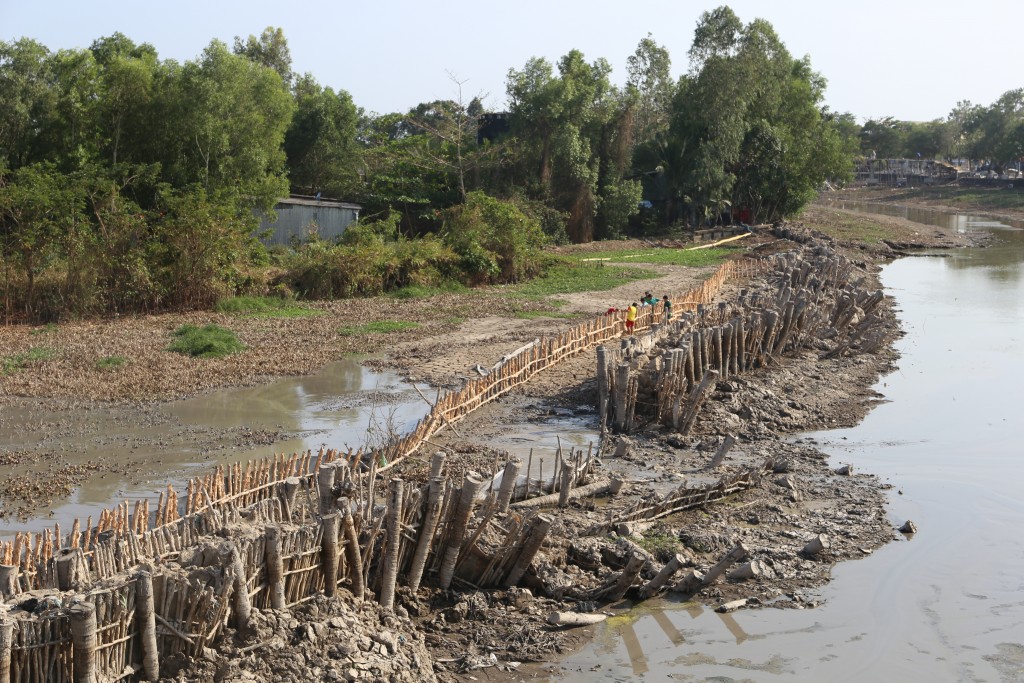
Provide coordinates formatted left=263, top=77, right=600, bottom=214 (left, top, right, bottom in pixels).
left=899, top=520, right=917, bottom=534
left=776, top=475, right=798, bottom=490
left=835, top=464, right=853, bottom=475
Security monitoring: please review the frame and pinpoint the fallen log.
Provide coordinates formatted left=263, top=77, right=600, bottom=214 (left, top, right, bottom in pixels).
left=639, top=553, right=687, bottom=599
left=673, top=543, right=748, bottom=595
left=546, top=611, right=608, bottom=627
left=510, top=477, right=622, bottom=509
left=716, top=598, right=748, bottom=613
left=727, top=560, right=769, bottom=581
left=802, top=534, right=830, bottom=557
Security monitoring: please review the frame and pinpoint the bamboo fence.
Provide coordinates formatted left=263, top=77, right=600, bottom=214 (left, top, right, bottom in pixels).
left=0, top=255, right=766, bottom=682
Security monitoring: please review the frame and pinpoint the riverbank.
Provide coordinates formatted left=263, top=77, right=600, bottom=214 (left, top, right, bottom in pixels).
left=0, top=195, right=985, bottom=682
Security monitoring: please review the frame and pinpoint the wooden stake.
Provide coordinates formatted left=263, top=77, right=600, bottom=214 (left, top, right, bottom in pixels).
left=379, top=479, right=404, bottom=610
left=407, top=478, right=445, bottom=592
left=263, top=526, right=286, bottom=610
left=320, top=514, right=340, bottom=599
left=438, top=473, right=484, bottom=590
left=135, top=570, right=159, bottom=681
left=69, top=602, right=98, bottom=683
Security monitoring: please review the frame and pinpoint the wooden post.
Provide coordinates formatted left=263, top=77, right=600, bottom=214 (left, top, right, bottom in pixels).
left=0, top=616, right=13, bottom=683
left=379, top=479, right=403, bottom=610
left=679, top=370, right=719, bottom=435
left=264, top=526, right=287, bottom=610
left=0, top=566, right=17, bottom=599
left=407, top=478, right=445, bottom=592
left=503, top=514, right=552, bottom=587
left=429, top=452, right=447, bottom=479
left=495, top=458, right=522, bottom=511
left=340, top=502, right=364, bottom=601
left=317, top=464, right=336, bottom=516
left=596, top=346, right=609, bottom=431
left=229, top=545, right=252, bottom=629
left=707, top=434, right=736, bottom=469
left=279, top=477, right=300, bottom=521
left=702, top=543, right=749, bottom=587
left=320, top=514, right=340, bottom=598
left=557, top=461, right=574, bottom=508
left=69, top=602, right=97, bottom=683
left=135, top=571, right=159, bottom=681
left=438, top=473, right=484, bottom=590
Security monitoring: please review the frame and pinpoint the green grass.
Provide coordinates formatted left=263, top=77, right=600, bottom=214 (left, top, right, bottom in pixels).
left=167, top=324, right=245, bottom=358
left=445, top=316, right=466, bottom=325
left=387, top=281, right=470, bottom=299
left=801, top=205, right=890, bottom=244
left=513, top=259, right=660, bottom=299
left=215, top=295, right=322, bottom=318
left=339, top=320, right=421, bottom=336
left=575, top=246, right=735, bottom=267
left=2, top=347, right=55, bottom=376
left=95, top=355, right=128, bottom=370
left=637, top=532, right=684, bottom=559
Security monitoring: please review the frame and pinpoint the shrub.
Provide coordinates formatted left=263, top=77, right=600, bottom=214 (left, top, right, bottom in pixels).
left=167, top=324, right=245, bottom=358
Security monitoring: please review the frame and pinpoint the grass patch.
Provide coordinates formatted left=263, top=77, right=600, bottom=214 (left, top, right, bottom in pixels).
left=637, top=532, right=684, bottom=560
left=445, top=316, right=466, bottom=325
left=1, top=347, right=55, bottom=375
left=513, top=258, right=659, bottom=299
left=95, top=355, right=128, bottom=370
left=576, top=246, right=735, bottom=267
left=215, top=296, right=322, bottom=318
left=167, top=324, right=245, bottom=358
left=388, top=281, right=469, bottom=299
left=30, top=323, right=59, bottom=336
left=339, top=320, right=421, bottom=336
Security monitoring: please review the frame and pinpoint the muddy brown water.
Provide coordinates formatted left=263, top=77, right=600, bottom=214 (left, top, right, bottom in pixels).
left=542, top=211, right=1024, bottom=681
left=0, top=357, right=429, bottom=537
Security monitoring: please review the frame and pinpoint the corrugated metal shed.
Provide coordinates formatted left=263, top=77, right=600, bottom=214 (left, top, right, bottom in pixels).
left=259, top=195, right=362, bottom=246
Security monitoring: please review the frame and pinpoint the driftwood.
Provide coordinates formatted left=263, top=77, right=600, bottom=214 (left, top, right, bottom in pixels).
left=716, top=598, right=748, bottom=613
left=510, top=478, right=621, bottom=509
left=546, top=611, right=608, bottom=627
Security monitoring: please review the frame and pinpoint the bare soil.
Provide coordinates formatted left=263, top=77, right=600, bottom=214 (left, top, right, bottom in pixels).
left=0, top=200, right=987, bottom=682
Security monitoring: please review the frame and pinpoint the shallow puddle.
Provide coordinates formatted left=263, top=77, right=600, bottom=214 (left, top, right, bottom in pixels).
left=0, top=357, right=429, bottom=536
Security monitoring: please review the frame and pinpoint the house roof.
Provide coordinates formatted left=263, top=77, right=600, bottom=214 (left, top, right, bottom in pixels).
left=277, top=196, right=362, bottom=210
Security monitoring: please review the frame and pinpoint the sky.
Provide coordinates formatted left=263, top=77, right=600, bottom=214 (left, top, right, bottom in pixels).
left=2, top=0, right=1021, bottom=123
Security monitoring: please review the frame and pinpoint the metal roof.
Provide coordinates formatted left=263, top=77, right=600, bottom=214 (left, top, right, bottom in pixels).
left=277, top=197, right=362, bottom=210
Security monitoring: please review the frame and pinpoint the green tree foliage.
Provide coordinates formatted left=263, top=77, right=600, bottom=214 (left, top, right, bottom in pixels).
left=442, top=191, right=546, bottom=283
left=233, top=27, right=293, bottom=88
left=285, top=74, right=361, bottom=197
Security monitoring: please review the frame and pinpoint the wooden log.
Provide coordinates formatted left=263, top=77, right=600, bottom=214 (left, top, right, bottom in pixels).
left=716, top=598, right=748, bottom=613
left=502, top=514, right=552, bottom=588
left=546, top=611, right=608, bottom=627
left=639, top=553, right=687, bottom=599
left=702, top=543, right=750, bottom=586
left=317, top=514, right=340, bottom=600
left=509, top=478, right=616, bottom=509
left=55, top=547, right=84, bottom=591
left=135, top=570, right=160, bottom=682
left=607, top=552, right=646, bottom=601
left=679, top=369, right=719, bottom=435
left=596, top=346, right=610, bottom=431
left=229, top=546, right=252, bottom=629
left=69, top=602, right=98, bottom=683
left=0, top=616, right=12, bottom=683
left=340, top=504, right=364, bottom=601
left=407, top=478, right=445, bottom=592
left=379, top=479, right=403, bottom=610
left=726, top=560, right=769, bottom=581
left=802, top=534, right=830, bottom=556
left=495, top=459, right=521, bottom=512
left=264, top=526, right=287, bottom=610
left=672, top=569, right=706, bottom=594
left=438, top=473, right=484, bottom=590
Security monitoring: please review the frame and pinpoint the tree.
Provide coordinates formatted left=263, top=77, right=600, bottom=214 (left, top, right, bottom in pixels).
left=233, top=27, right=293, bottom=88
left=626, top=34, right=673, bottom=145
left=285, top=74, right=361, bottom=197
left=0, top=39, right=54, bottom=170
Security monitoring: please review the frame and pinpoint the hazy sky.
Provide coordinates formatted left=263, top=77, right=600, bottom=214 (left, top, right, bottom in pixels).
left=3, top=0, right=1021, bottom=122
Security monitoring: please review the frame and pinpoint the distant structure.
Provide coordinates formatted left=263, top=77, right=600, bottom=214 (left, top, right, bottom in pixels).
left=477, top=112, right=510, bottom=145
left=259, top=195, right=361, bottom=246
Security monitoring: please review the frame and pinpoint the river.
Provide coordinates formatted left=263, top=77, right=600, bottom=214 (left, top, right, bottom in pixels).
left=546, top=206, right=1024, bottom=682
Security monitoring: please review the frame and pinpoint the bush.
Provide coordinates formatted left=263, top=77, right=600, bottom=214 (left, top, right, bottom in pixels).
left=167, top=324, right=245, bottom=358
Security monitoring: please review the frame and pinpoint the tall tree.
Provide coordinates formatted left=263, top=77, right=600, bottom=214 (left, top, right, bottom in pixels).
left=285, top=73, right=360, bottom=197
left=233, top=27, right=293, bottom=88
